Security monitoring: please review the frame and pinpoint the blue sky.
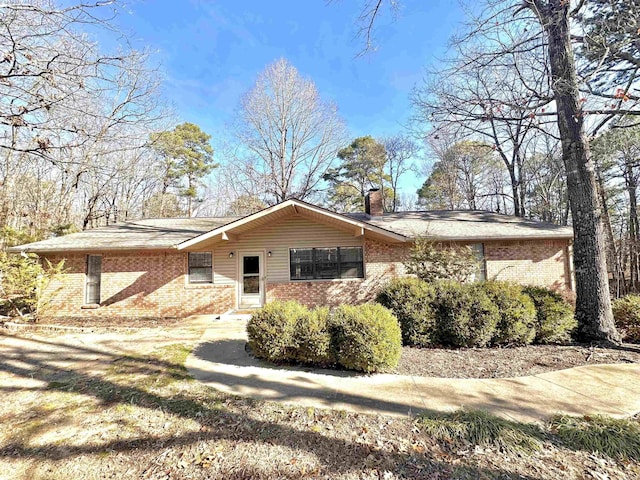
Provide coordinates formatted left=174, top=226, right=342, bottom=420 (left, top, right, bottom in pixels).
left=111, top=0, right=464, bottom=193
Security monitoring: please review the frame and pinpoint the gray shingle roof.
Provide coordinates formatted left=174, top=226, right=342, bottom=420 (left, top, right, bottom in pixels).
left=346, top=210, right=573, bottom=241
left=8, top=217, right=239, bottom=253
left=8, top=208, right=573, bottom=254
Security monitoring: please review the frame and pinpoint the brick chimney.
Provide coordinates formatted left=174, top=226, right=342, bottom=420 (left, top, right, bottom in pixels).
left=364, top=188, right=383, bottom=216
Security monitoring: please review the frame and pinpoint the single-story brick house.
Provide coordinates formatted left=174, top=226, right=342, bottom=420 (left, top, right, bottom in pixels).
left=8, top=189, right=574, bottom=318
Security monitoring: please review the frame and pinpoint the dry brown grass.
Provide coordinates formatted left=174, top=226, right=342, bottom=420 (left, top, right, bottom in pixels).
left=0, top=327, right=638, bottom=479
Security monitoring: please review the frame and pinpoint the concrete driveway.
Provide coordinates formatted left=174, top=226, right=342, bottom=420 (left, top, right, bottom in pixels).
left=186, top=319, right=640, bottom=423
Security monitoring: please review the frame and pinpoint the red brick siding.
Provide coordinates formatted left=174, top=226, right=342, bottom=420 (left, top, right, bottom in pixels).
left=266, top=239, right=406, bottom=307
left=40, top=238, right=572, bottom=317
left=266, top=238, right=572, bottom=308
left=484, top=240, right=572, bottom=291
left=40, top=251, right=234, bottom=318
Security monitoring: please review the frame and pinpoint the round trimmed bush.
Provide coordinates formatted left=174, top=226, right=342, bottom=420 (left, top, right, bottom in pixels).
left=247, top=301, right=308, bottom=361
left=329, top=304, right=402, bottom=373
left=612, top=295, right=640, bottom=342
left=292, top=306, right=334, bottom=365
left=481, top=281, right=537, bottom=345
left=434, top=281, right=500, bottom=348
left=522, top=286, right=576, bottom=344
left=376, top=277, right=438, bottom=347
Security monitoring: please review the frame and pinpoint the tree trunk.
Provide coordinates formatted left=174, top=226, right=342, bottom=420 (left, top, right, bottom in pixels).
left=627, top=171, right=639, bottom=291
left=596, top=164, right=623, bottom=297
left=518, top=168, right=526, bottom=217
left=536, top=0, right=620, bottom=343
left=507, top=165, right=520, bottom=217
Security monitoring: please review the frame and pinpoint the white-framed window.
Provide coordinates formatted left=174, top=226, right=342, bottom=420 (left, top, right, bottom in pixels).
left=289, top=247, right=364, bottom=281
left=188, top=252, right=213, bottom=284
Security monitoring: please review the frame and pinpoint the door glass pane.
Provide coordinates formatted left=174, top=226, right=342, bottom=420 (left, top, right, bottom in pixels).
left=243, top=276, right=260, bottom=294
left=243, top=256, right=259, bottom=275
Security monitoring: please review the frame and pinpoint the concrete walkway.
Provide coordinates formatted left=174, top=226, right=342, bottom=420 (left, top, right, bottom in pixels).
left=186, top=319, right=640, bottom=423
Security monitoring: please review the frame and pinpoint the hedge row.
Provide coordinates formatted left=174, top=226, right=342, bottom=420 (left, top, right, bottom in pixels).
left=612, top=295, right=640, bottom=342
left=247, top=301, right=402, bottom=373
left=377, top=278, right=576, bottom=348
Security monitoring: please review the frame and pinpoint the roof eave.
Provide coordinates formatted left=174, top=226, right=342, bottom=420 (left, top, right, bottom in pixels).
left=6, top=245, right=179, bottom=254
left=417, top=234, right=573, bottom=242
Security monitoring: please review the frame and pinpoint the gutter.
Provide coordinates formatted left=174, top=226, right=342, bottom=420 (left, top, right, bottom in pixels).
left=6, top=245, right=179, bottom=254
left=417, top=235, right=574, bottom=242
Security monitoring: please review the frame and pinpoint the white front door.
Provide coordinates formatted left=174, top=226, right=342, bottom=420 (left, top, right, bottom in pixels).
left=239, top=252, right=264, bottom=308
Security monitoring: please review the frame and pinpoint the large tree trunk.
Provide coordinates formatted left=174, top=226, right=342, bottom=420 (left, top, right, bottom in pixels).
left=536, top=0, right=620, bottom=343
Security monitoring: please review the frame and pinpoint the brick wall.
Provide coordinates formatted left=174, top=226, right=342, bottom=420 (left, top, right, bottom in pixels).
left=40, top=251, right=235, bottom=319
left=39, top=237, right=572, bottom=318
left=484, top=239, right=572, bottom=291
left=266, top=238, right=573, bottom=308
left=266, top=239, right=406, bottom=307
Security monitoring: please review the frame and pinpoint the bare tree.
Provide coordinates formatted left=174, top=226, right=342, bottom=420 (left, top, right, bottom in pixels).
left=523, top=137, right=569, bottom=225
left=232, top=58, right=347, bottom=204
left=0, top=1, right=162, bottom=159
left=419, top=137, right=505, bottom=211
left=383, top=134, right=418, bottom=212
left=411, top=44, right=553, bottom=217
left=0, top=1, right=170, bottom=234
left=350, top=0, right=636, bottom=342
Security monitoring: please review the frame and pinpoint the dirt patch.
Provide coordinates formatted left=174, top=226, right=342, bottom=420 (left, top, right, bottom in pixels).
left=394, top=343, right=640, bottom=378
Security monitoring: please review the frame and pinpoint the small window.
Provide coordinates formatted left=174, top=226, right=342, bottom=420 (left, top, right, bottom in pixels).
left=290, top=247, right=364, bottom=281
left=188, top=252, right=213, bottom=284
left=85, top=255, right=102, bottom=304
left=471, top=243, right=486, bottom=281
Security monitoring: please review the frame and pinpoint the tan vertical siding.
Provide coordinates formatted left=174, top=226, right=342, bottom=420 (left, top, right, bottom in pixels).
left=199, top=215, right=364, bottom=284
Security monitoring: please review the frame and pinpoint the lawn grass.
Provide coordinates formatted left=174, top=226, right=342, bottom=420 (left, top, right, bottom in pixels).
left=1, top=334, right=639, bottom=480
left=418, top=409, right=544, bottom=454
left=550, top=414, right=640, bottom=460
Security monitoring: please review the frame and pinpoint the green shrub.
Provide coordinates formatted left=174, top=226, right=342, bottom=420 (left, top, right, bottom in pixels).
left=612, top=295, right=640, bottom=342
left=481, top=281, right=537, bottom=345
left=523, top=286, right=576, bottom=344
left=403, top=237, right=480, bottom=283
left=330, top=304, right=402, bottom=373
left=434, top=282, right=500, bottom=348
left=292, top=306, right=334, bottom=365
left=0, top=251, right=65, bottom=317
left=246, top=301, right=308, bottom=362
left=376, top=277, right=438, bottom=347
